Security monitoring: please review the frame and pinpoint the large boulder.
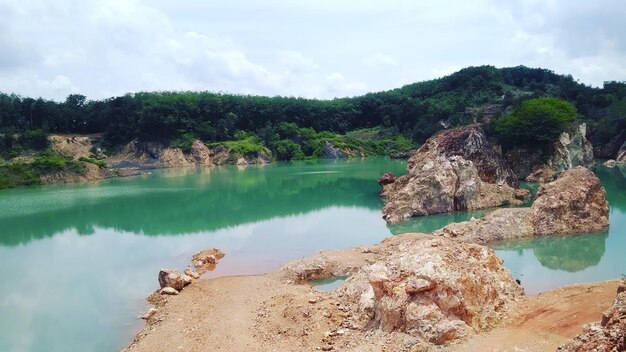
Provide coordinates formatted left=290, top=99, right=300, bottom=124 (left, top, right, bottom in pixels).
left=434, top=166, right=609, bottom=244
left=531, top=166, right=609, bottom=235
left=380, top=125, right=529, bottom=223
left=334, top=235, right=523, bottom=345
left=558, top=280, right=626, bottom=352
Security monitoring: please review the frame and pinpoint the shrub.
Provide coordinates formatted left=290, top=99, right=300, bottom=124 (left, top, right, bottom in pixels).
left=495, top=97, right=577, bottom=149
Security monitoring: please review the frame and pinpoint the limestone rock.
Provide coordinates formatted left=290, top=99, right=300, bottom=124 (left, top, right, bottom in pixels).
left=617, top=141, right=626, bottom=164
left=158, top=269, right=185, bottom=291
left=380, top=125, right=529, bottom=223
left=335, top=235, right=523, bottom=345
left=605, top=159, right=617, bottom=168
left=558, top=280, right=626, bottom=351
left=525, top=123, right=595, bottom=182
left=433, top=166, right=609, bottom=244
left=532, top=166, right=609, bottom=236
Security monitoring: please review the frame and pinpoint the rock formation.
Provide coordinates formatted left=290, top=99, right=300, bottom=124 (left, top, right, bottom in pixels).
left=380, top=124, right=529, bottom=223
left=110, top=139, right=272, bottom=170
left=617, top=141, right=626, bottom=164
left=158, top=269, right=187, bottom=291
left=322, top=141, right=364, bottom=159
left=433, top=166, right=609, bottom=244
left=192, top=247, right=225, bottom=275
left=558, top=279, right=626, bottom=352
left=505, top=123, right=595, bottom=182
left=280, top=234, right=523, bottom=347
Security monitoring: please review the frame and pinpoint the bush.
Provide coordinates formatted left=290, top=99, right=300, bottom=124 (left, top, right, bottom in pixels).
left=273, top=139, right=304, bottom=160
left=33, top=153, right=83, bottom=173
left=495, top=97, right=577, bottom=149
left=78, top=156, right=107, bottom=168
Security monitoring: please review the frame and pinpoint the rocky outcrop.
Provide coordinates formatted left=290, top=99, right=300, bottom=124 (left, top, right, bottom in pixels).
left=531, top=166, right=609, bottom=236
left=110, top=139, right=272, bottom=170
left=434, top=166, right=609, bottom=244
left=380, top=125, right=529, bottom=223
left=337, top=237, right=523, bottom=345
left=322, top=141, right=364, bottom=159
left=617, top=141, right=626, bottom=164
left=506, top=123, right=595, bottom=182
left=281, top=234, right=523, bottom=347
left=558, top=279, right=626, bottom=352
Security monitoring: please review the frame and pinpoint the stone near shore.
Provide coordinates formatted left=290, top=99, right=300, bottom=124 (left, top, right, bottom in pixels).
left=433, top=166, right=609, bottom=244
left=558, top=280, right=626, bottom=352
left=192, top=247, right=225, bottom=275
left=160, top=287, right=179, bottom=295
left=158, top=269, right=186, bottom=291
left=380, top=124, right=529, bottom=223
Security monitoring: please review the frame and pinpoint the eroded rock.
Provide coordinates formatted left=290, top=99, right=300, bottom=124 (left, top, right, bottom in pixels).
left=334, top=235, right=523, bottom=345
left=380, top=125, right=529, bottom=223
left=192, top=248, right=225, bottom=275
left=158, top=269, right=185, bottom=291
left=433, top=166, right=609, bottom=244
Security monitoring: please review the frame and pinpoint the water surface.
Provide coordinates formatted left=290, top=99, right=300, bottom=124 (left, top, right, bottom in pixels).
left=1, top=159, right=625, bottom=351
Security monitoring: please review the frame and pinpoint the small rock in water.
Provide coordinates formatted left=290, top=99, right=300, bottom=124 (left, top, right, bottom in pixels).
left=184, top=267, right=200, bottom=279
left=160, top=287, right=179, bottom=295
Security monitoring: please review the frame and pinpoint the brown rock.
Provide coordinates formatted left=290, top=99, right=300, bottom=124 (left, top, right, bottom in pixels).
left=158, top=269, right=185, bottom=291
left=160, top=287, right=179, bottom=295
left=377, top=172, right=396, bottom=186
left=192, top=248, right=225, bottom=275
left=184, top=267, right=200, bottom=279
left=335, top=235, right=523, bottom=345
left=532, top=166, right=609, bottom=235
left=433, top=166, right=609, bottom=244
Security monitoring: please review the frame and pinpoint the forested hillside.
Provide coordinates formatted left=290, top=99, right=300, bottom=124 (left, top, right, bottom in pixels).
left=1, top=65, right=625, bottom=156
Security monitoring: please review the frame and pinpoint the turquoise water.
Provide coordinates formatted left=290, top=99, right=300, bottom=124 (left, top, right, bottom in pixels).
left=0, top=159, right=624, bottom=351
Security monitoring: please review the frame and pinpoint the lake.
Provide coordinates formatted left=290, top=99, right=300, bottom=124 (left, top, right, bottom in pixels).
left=0, top=158, right=624, bottom=351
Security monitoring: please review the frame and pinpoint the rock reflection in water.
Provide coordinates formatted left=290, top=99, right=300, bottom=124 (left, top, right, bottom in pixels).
left=492, top=232, right=608, bottom=272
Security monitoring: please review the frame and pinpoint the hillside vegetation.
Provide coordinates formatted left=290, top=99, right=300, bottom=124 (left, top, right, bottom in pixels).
left=0, top=65, right=625, bottom=167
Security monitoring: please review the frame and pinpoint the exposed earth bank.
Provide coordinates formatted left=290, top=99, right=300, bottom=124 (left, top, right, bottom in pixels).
left=124, top=233, right=621, bottom=352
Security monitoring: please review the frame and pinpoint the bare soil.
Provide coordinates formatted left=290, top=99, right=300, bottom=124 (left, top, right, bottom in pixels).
left=124, top=270, right=620, bottom=352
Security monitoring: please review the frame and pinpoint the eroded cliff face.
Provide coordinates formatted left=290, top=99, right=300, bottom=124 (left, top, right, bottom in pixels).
left=433, top=166, right=609, bottom=244
left=109, top=139, right=272, bottom=169
left=505, top=123, right=595, bottom=182
left=380, top=125, right=528, bottom=224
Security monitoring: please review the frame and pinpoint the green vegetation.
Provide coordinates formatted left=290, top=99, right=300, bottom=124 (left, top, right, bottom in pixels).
left=78, top=156, right=107, bottom=168
left=0, top=153, right=85, bottom=189
left=0, top=65, right=625, bottom=164
left=495, top=97, right=578, bottom=149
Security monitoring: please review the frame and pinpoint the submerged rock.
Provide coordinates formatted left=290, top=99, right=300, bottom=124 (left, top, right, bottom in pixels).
left=380, top=125, right=528, bottom=223
left=192, top=247, right=225, bottom=275
left=433, top=166, right=609, bottom=244
left=558, top=279, right=626, bottom=351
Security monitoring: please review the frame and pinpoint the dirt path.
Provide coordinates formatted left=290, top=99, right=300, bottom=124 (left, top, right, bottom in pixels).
left=451, top=280, right=620, bottom=351
left=125, top=271, right=620, bottom=352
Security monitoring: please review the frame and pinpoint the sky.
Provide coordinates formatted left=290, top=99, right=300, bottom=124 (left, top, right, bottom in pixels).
left=0, top=0, right=625, bottom=101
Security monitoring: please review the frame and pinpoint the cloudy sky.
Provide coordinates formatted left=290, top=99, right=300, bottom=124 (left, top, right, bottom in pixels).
left=0, top=0, right=625, bottom=101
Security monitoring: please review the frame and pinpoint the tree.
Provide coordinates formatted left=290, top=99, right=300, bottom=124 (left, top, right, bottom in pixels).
left=495, top=97, right=577, bottom=149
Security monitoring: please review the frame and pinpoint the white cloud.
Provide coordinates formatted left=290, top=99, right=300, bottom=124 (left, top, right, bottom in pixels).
left=363, top=54, right=397, bottom=68
left=0, top=0, right=624, bottom=100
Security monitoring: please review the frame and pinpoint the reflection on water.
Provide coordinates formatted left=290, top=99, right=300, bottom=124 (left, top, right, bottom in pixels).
left=493, top=232, right=608, bottom=272
left=0, top=158, right=625, bottom=351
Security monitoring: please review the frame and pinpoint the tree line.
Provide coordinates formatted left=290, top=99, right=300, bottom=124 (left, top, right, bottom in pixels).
left=0, top=65, right=625, bottom=149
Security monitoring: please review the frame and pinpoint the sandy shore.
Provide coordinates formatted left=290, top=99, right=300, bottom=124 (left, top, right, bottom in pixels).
left=124, top=252, right=620, bottom=352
